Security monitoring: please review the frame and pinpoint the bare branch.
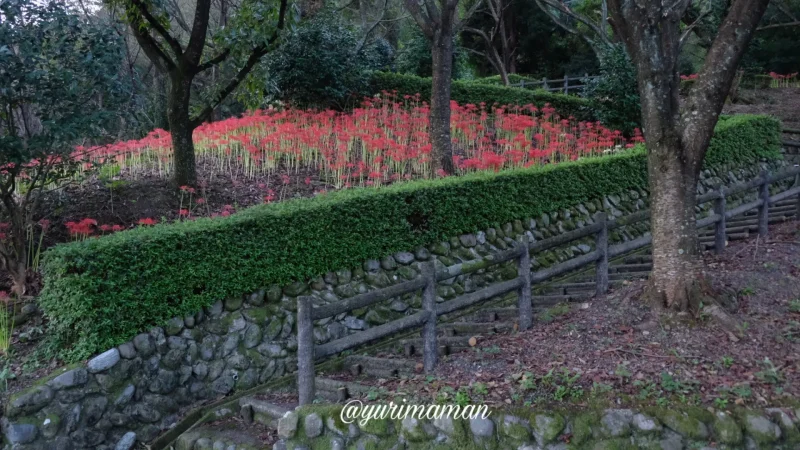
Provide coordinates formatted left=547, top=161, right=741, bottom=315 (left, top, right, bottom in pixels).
left=757, top=20, right=800, bottom=30
left=128, top=0, right=184, bottom=57
left=403, top=0, right=436, bottom=38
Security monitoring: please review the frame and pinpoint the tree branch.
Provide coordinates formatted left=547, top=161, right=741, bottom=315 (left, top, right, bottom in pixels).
left=184, top=0, right=213, bottom=65
left=757, top=20, right=800, bottom=30
left=128, top=0, right=184, bottom=57
left=403, top=0, right=436, bottom=39
left=454, top=0, right=484, bottom=32
left=190, top=0, right=288, bottom=127
left=195, top=47, right=231, bottom=74
left=127, top=18, right=176, bottom=71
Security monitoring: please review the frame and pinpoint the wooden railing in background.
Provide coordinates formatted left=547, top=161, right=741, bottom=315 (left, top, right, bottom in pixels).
left=508, top=74, right=599, bottom=95
left=297, top=167, right=800, bottom=405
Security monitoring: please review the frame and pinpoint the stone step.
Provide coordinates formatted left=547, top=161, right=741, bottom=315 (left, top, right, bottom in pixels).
left=547, top=280, right=626, bottom=295
left=401, top=335, right=476, bottom=356
left=314, top=377, right=377, bottom=402
left=571, top=271, right=649, bottom=283
left=610, top=263, right=652, bottom=273
left=438, top=321, right=513, bottom=337
left=174, top=416, right=272, bottom=450
left=345, top=355, right=419, bottom=378
left=699, top=231, right=749, bottom=243
left=239, top=397, right=291, bottom=428
left=622, top=254, right=652, bottom=264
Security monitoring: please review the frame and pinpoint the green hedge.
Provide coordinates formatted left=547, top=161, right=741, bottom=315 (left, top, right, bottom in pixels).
left=39, top=115, right=781, bottom=361
left=369, top=71, right=595, bottom=122
left=472, top=74, right=542, bottom=86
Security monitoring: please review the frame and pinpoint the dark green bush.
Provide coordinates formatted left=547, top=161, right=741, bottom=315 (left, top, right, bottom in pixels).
left=39, top=115, right=781, bottom=361
left=394, top=27, right=470, bottom=79
left=472, top=74, right=542, bottom=86
left=247, top=12, right=390, bottom=109
left=584, top=46, right=641, bottom=136
left=369, top=72, right=595, bottom=122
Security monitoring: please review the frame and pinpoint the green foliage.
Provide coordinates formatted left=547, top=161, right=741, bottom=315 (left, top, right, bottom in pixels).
left=394, top=26, right=470, bottom=79
left=585, top=45, right=641, bottom=135
left=244, top=11, right=389, bottom=110
left=0, top=0, right=130, bottom=292
left=471, top=74, right=542, bottom=86
left=370, top=72, right=595, bottom=121
left=38, top=115, right=781, bottom=361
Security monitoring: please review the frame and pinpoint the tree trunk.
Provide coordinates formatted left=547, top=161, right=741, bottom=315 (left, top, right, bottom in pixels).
left=153, top=72, right=170, bottom=130
left=429, top=33, right=455, bottom=175
left=645, top=138, right=704, bottom=311
left=168, top=74, right=197, bottom=187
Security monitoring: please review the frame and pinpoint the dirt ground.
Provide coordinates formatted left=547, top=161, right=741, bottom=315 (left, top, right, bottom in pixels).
left=724, top=87, right=800, bottom=130
left=355, top=221, right=800, bottom=410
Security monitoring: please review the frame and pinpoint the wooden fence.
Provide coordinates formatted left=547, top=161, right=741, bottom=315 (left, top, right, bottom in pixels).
left=296, top=167, right=800, bottom=405
left=508, top=74, right=599, bottom=95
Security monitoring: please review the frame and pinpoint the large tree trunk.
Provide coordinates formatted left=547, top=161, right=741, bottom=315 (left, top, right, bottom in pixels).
left=168, top=74, right=197, bottom=187
left=645, top=138, right=703, bottom=311
left=429, top=32, right=455, bottom=175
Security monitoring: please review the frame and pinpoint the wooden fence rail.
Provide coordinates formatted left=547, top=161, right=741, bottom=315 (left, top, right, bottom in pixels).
left=509, top=74, right=600, bottom=95
left=297, top=166, right=800, bottom=405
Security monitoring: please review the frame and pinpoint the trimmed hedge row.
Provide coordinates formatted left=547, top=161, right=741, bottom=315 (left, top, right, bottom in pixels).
left=39, top=115, right=781, bottom=361
left=369, top=71, right=595, bottom=122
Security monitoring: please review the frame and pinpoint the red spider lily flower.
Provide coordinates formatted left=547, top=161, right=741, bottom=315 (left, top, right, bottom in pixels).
left=196, top=197, right=206, bottom=204
left=304, top=177, right=311, bottom=185
left=138, top=218, right=157, bottom=226
left=179, top=209, right=190, bottom=217
left=221, top=210, right=231, bottom=217
left=38, top=219, right=51, bottom=230
left=0, top=233, right=6, bottom=240
left=281, top=174, right=290, bottom=185
left=0, top=223, right=10, bottom=231
left=223, top=204, right=234, bottom=211
left=112, top=225, right=124, bottom=232
left=99, top=224, right=112, bottom=232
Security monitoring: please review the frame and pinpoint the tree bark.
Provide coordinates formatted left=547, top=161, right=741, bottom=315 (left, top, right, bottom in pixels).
left=607, top=0, right=770, bottom=312
left=168, top=73, right=197, bottom=187
left=430, top=32, right=455, bottom=175
left=645, top=138, right=703, bottom=311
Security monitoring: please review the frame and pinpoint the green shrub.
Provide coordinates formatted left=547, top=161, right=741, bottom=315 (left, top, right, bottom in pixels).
left=38, top=115, right=781, bottom=361
left=472, top=74, right=542, bottom=86
left=584, top=45, right=641, bottom=136
left=394, top=27, right=471, bottom=79
left=244, top=11, right=390, bottom=110
left=370, top=71, right=595, bottom=121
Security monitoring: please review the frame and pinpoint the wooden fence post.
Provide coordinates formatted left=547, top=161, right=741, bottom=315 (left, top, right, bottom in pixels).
left=759, top=171, right=770, bottom=237
left=714, top=188, right=727, bottom=254
left=520, top=79, right=526, bottom=89
left=563, top=77, right=569, bottom=94
left=297, top=295, right=315, bottom=406
left=795, top=174, right=800, bottom=219
left=517, top=234, right=532, bottom=331
left=594, top=212, right=609, bottom=296
left=421, top=261, right=438, bottom=373
left=542, top=77, right=548, bottom=90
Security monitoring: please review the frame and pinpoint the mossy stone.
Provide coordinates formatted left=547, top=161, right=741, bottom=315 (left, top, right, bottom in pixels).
left=266, top=285, right=282, bottom=302
left=592, top=438, right=637, bottom=450
left=713, top=412, right=743, bottom=445
left=361, top=418, right=391, bottom=436
left=571, top=414, right=596, bottom=446
left=656, top=410, right=709, bottom=440
left=531, top=413, right=565, bottom=444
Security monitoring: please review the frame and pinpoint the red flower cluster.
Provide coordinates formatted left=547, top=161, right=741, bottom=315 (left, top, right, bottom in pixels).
left=768, top=72, right=799, bottom=88
left=65, top=218, right=97, bottom=240
left=680, top=74, right=699, bottom=81
left=74, top=93, right=639, bottom=190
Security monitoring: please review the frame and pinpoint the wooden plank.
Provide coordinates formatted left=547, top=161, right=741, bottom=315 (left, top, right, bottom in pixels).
left=314, top=310, right=431, bottom=359
left=311, top=277, right=426, bottom=320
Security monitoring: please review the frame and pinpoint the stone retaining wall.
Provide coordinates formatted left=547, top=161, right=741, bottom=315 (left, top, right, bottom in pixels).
left=1, top=160, right=789, bottom=450
left=275, top=404, right=800, bottom=450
